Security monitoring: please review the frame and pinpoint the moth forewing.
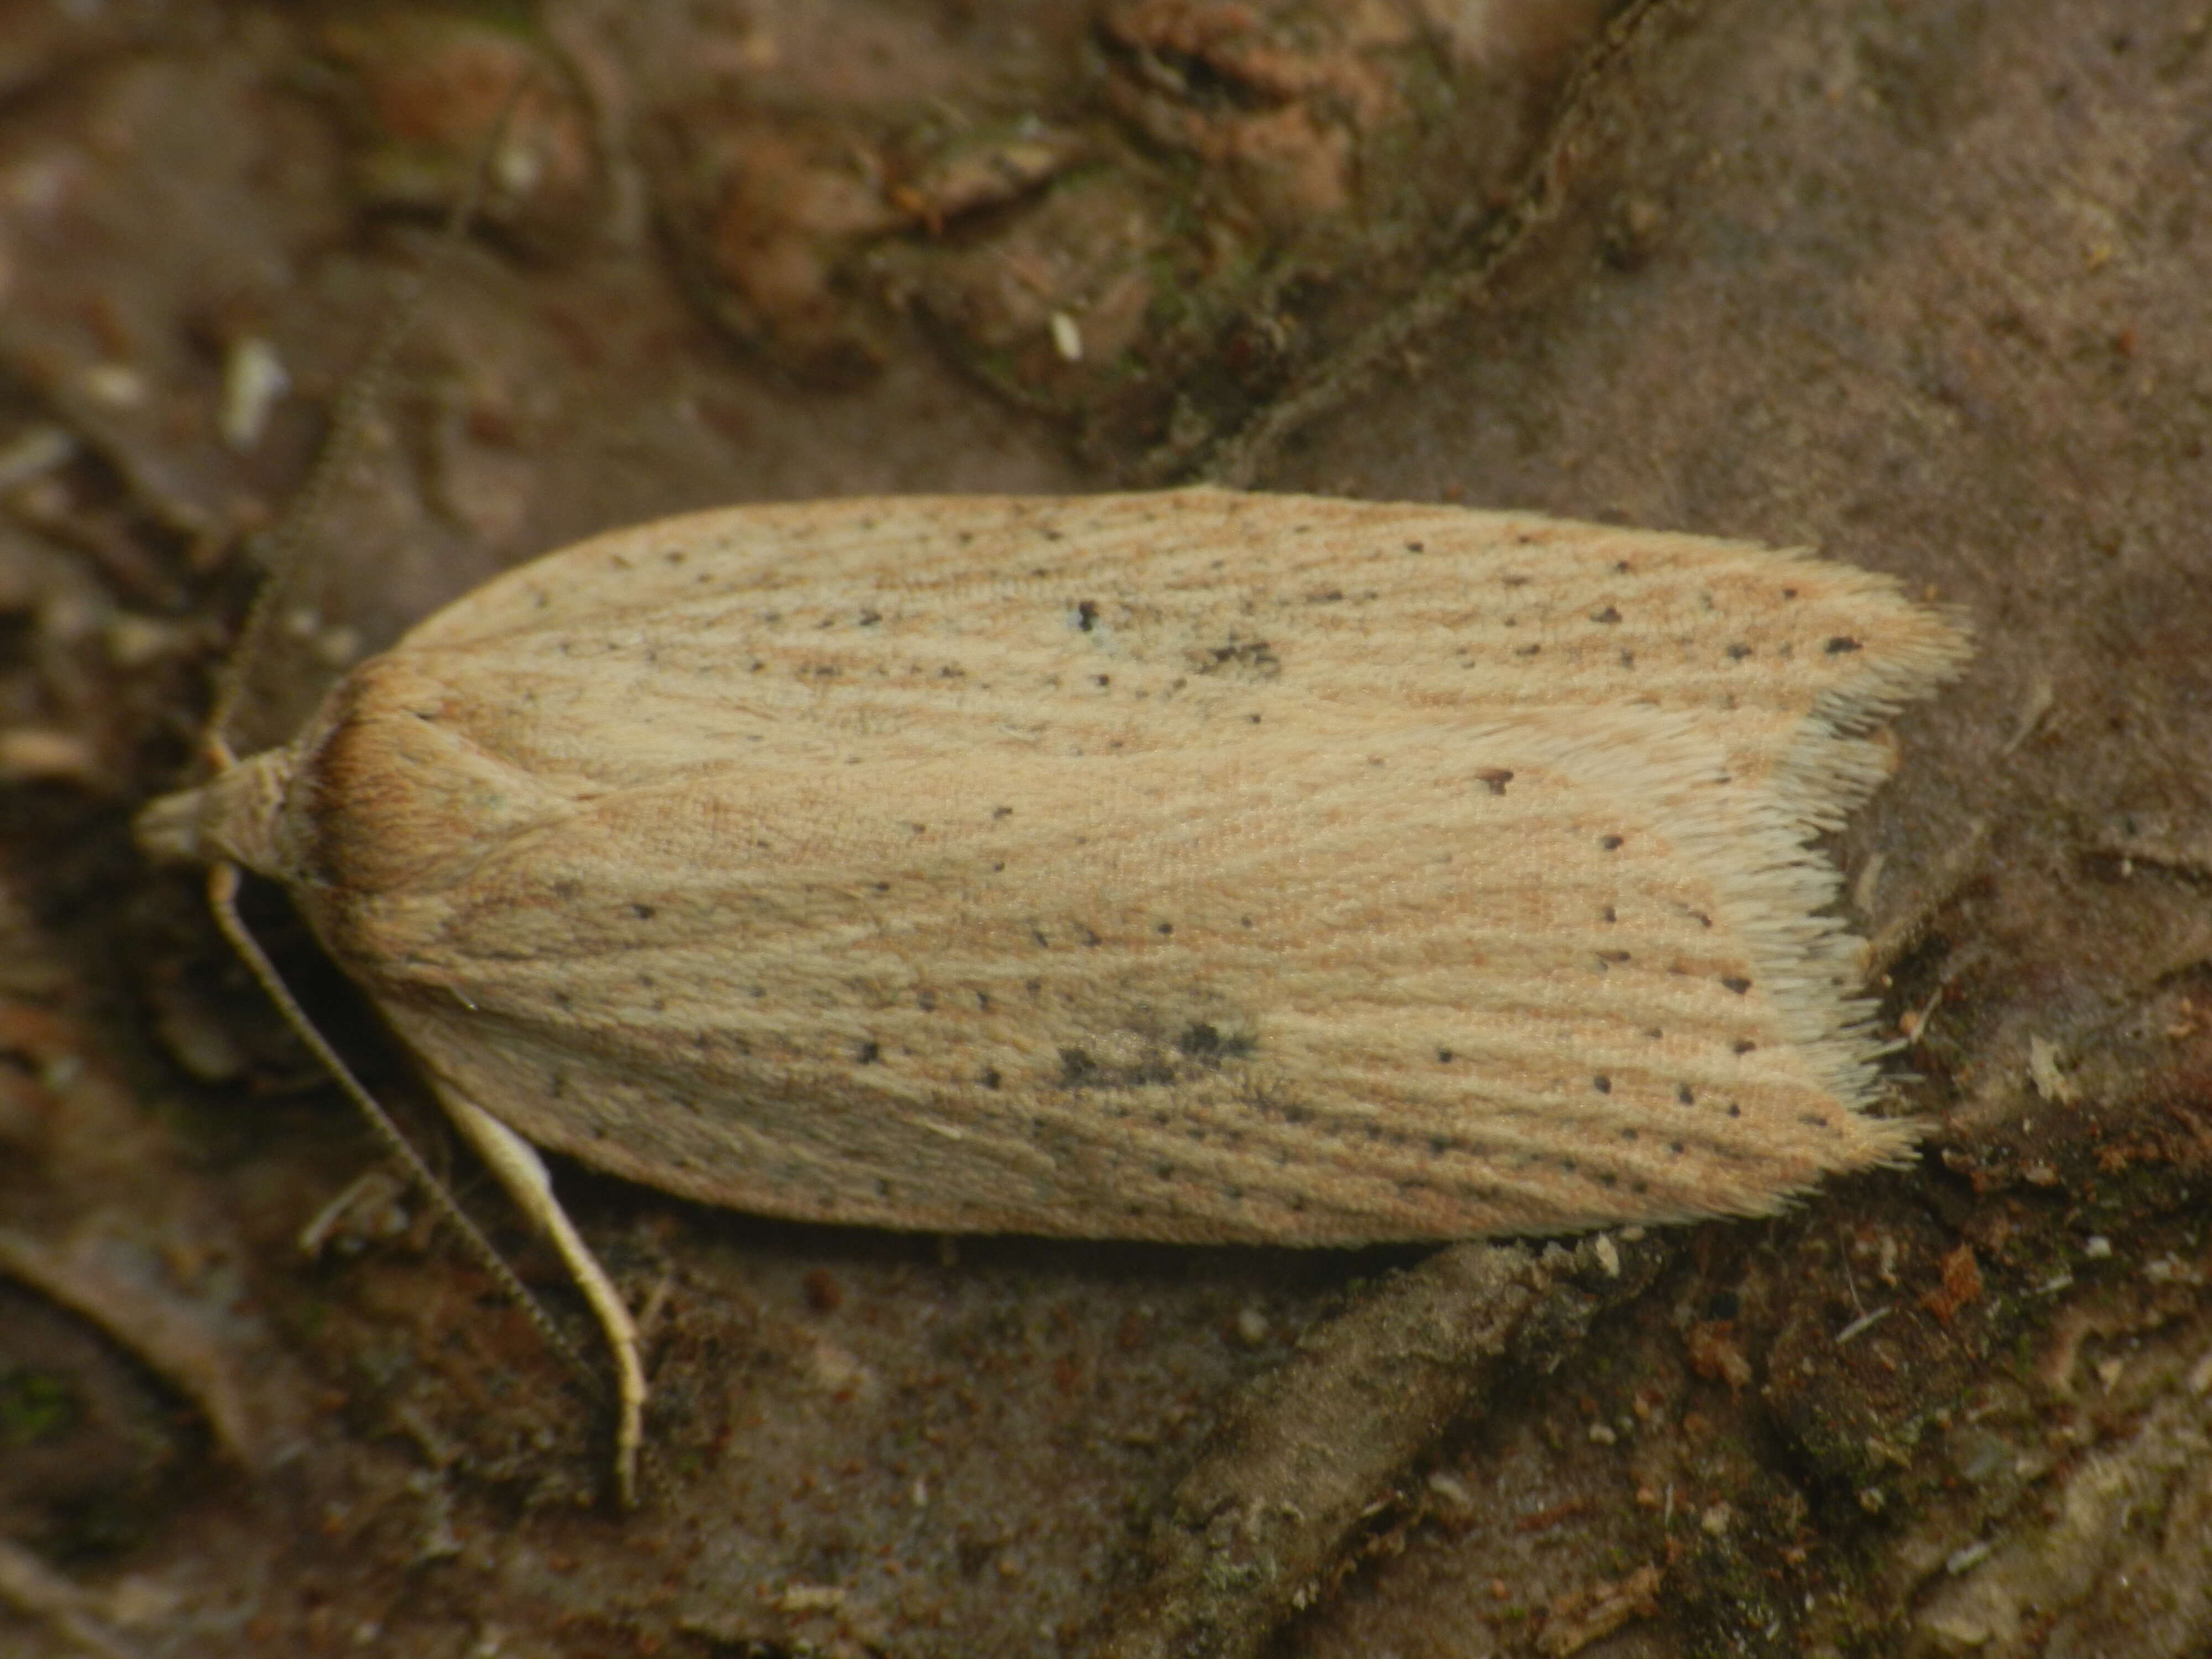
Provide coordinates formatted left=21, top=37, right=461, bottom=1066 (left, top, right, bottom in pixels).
left=137, top=487, right=1969, bottom=1500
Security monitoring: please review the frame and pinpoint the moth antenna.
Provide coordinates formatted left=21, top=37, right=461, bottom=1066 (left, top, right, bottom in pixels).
left=184, top=64, right=609, bottom=1437
left=206, top=66, right=543, bottom=763
left=205, top=862, right=598, bottom=1390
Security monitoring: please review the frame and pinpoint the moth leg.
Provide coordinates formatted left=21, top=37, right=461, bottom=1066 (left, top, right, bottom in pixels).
left=440, top=1095, right=645, bottom=1506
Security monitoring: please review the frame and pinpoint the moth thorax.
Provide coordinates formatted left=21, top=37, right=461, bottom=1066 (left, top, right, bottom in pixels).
left=134, top=746, right=301, bottom=880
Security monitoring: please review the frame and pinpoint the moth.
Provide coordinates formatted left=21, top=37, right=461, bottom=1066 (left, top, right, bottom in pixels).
left=137, top=487, right=1970, bottom=1500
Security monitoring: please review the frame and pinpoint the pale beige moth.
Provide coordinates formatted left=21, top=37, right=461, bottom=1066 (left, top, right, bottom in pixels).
left=137, top=487, right=1971, bottom=1498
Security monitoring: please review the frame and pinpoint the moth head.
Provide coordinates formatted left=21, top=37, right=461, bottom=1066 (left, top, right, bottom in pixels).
left=134, top=747, right=301, bottom=881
